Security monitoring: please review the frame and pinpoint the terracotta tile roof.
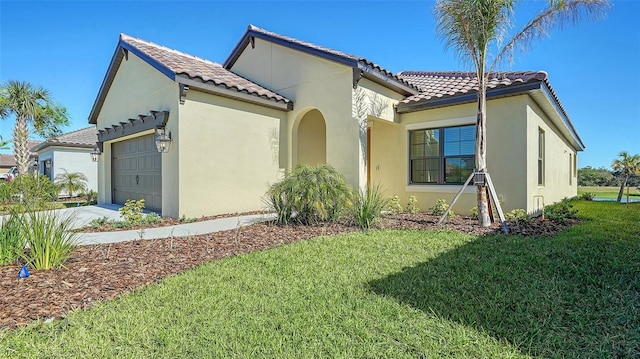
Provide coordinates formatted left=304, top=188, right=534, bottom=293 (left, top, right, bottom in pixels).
left=397, top=70, right=584, bottom=150
left=0, top=154, right=15, bottom=168
left=224, top=25, right=419, bottom=95
left=398, top=71, right=549, bottom=103
left=120, top=34, right=291, bottom=106
left=0, top=141, right=42, bottom=167
left=34, top=127, right=98, bottom=151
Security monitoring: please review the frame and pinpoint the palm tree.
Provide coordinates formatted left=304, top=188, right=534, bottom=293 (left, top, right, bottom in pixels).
left=434, top=0, right=610, bottom=226
left=0, top=80, right=69, bottom=175
left=612, top=151, right=640, bottom=203
left=54, top=168, right=88, bottom=198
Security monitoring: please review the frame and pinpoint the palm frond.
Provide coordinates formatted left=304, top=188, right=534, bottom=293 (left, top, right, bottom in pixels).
left=492, top=0, right=610, bottom=71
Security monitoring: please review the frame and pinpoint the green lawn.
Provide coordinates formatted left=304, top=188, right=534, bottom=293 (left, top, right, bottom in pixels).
left=1, top=201, right=638, bottom=358
left=578, top=185, right=640, bottom=199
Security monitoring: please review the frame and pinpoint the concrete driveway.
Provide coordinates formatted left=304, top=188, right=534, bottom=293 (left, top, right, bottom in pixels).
left=51, top=204, right=124, bottom=230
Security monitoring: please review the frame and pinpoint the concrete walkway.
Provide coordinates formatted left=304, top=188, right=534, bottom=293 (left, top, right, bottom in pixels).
left=50, top=204, right=274, bottom=245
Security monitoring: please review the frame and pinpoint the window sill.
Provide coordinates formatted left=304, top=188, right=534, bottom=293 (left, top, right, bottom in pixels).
left=406, top=185, right=476, bottom=193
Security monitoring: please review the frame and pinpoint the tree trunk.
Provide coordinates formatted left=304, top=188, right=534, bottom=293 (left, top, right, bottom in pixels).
left=617, top=174, right=628, bottom=203
left=476, top=73, right=491, bottom=227
left=13, top=115, right=31, bottom=176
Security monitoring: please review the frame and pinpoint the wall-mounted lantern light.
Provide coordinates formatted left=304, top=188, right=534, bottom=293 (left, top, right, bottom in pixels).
left=155, top=127, right=172, bottom=153
left=90, top=147, right=101, bottom=162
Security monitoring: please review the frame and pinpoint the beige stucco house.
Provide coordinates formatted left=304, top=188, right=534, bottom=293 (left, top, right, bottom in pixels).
left=89, top=25, right=583, bottom=218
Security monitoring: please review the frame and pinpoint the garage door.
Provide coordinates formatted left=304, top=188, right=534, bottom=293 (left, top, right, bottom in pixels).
left=112, top=134, right=162, bottom=212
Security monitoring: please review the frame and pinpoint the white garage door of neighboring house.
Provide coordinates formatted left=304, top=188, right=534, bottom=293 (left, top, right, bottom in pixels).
left=112, top=134, right=162, bottom=212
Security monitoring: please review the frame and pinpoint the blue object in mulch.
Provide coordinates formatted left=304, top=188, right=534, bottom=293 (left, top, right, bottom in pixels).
left=18, top=264, right=30, bottom=278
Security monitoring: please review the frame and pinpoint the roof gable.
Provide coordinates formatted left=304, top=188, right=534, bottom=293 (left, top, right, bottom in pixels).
left=89, top=34, right=292, bottom=124
left=223, top=25, right=419, bottom=96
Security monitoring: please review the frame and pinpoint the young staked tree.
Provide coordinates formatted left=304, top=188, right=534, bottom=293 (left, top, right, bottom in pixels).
left=0, top=80, right=69, bottom=175
left=612, top=151, right=640, bottom=203
left=434, top=0, right=610, bottom=226
left=54, top=168, right=89, bottom=198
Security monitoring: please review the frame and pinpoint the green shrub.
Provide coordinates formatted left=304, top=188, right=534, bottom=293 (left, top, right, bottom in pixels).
left=0, top=214, right=24, bottom=265
left=385, top=195, right=403, bottom=215
left=85, top=190, right=98, bottom=205
left=89, top=216, right=111, bottom=228
left=9, top=174, right=59, bottom=208
left=139, top=212, right=161, bottom=225
left=505, top=209, right=530, bottom=223
left=431, top=199, right=454, bottom=217
left=406, top=195, right=419, bottom=214
left=469, top=206, right=479, bottom=219
left=266, top=164, right=352, bottom=225
left=544, top=198, right=578, bottom=225
left=15, top=211, right=78, bottom=270
left=179, top=215, right=197, bottom=223
left=352, top=184, right=389, bottom=229
left=119, top=199, right=146, bottom=223
left=579, top=192, right=595, bottom=201
left=0, top=182, right=12, bottom=204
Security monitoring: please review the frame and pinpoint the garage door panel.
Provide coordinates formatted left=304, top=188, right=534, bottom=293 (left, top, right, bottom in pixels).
left=112, top=134, right=162, bottom=212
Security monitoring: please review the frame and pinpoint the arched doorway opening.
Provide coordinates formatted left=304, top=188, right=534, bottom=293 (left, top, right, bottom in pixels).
left=296, top=109, right=326, bottom=166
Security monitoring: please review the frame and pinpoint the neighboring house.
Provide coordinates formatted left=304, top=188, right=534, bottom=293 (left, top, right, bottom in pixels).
left=32, top=126, right=98, bottom=196
left=0, top=154, right=15, bottom=174
left=89, top=26, right=582, bottom=218
left=0, top=140, right=43, bottom=174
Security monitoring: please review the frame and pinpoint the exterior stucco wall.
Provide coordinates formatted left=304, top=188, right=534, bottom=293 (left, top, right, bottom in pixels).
left=229, top=38, right=361, bottom=188
left=525, top=97, right=578, bottom=213
left=373, top=95, right=538, bottom=215
left=37, top=147, right=98, bottom=195
left=94, top=52, right=180, bottom=216
left=178, top=90, right=287, bottom=218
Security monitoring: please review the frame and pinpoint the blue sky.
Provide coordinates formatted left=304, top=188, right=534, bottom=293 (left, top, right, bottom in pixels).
left=1, top=0, right=638, bottom=169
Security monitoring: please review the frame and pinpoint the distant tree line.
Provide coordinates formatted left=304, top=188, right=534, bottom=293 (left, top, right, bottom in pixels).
left=578, top=166, right=639, bottom=187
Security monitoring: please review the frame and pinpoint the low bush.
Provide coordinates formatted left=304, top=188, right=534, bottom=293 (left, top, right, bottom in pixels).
left=15, top=211, right=78, bottom=270
left=88, top=216, right=110, bottom=229
left=352, top=184, right=389, bottom=229
left=266, top=164, right=352, bottom=225
left=406, top=195, right=419, bottom=214
left=85, top=190, right=98, bottom=205
left=431, top=199, right=454, bottom=217
left=505, top=209, right=530, bottom=223
left=138, top=212, right=161, bottom=225
left=119, top=199, right=146, bottom=223
left=0, top=215, right=23, bottom=265
left=579, top=192, right=595, bottom=201
left=9, top=174, right=59, bottom=208
left=469, top=206, right=479, bottom=219
left=386, top=195, right=403, bottom=215
left=544, top=198, right=578, bottom=225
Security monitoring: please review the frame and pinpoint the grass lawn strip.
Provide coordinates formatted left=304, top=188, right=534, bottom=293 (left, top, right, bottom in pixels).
left=1, top=201, right=638, bottom=358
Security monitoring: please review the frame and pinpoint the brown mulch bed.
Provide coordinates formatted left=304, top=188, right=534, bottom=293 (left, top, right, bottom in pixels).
left=0, top=213, right=574, bottom=330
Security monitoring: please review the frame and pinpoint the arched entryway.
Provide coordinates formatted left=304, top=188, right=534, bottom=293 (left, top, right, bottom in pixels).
left=296, top=109, right=326, bottom=166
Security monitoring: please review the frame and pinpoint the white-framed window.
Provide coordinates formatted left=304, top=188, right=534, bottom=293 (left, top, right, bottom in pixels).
left=409, top=124, right=475, bottom=184
left=538, top=128, right=545, bottom=186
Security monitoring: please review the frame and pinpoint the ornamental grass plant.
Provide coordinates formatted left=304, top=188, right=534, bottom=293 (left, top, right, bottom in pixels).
left=0, top=215, right=23, bottom=265
left=266, top=164, right=352, bottom=225
left=14, top=210, right=79, bottom=270
left=351, top=184, right=389, bottom=229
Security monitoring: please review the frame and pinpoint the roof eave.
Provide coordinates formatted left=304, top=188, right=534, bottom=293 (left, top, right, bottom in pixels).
left=358, top=63, right=419, bottom=96
left=177, top=75, right=293, bottom=112
left=224, top=26, right=358, bottom=70
left=397, top=81, right=585, bottom=151
left=34, top=142, right=96, bottom=152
